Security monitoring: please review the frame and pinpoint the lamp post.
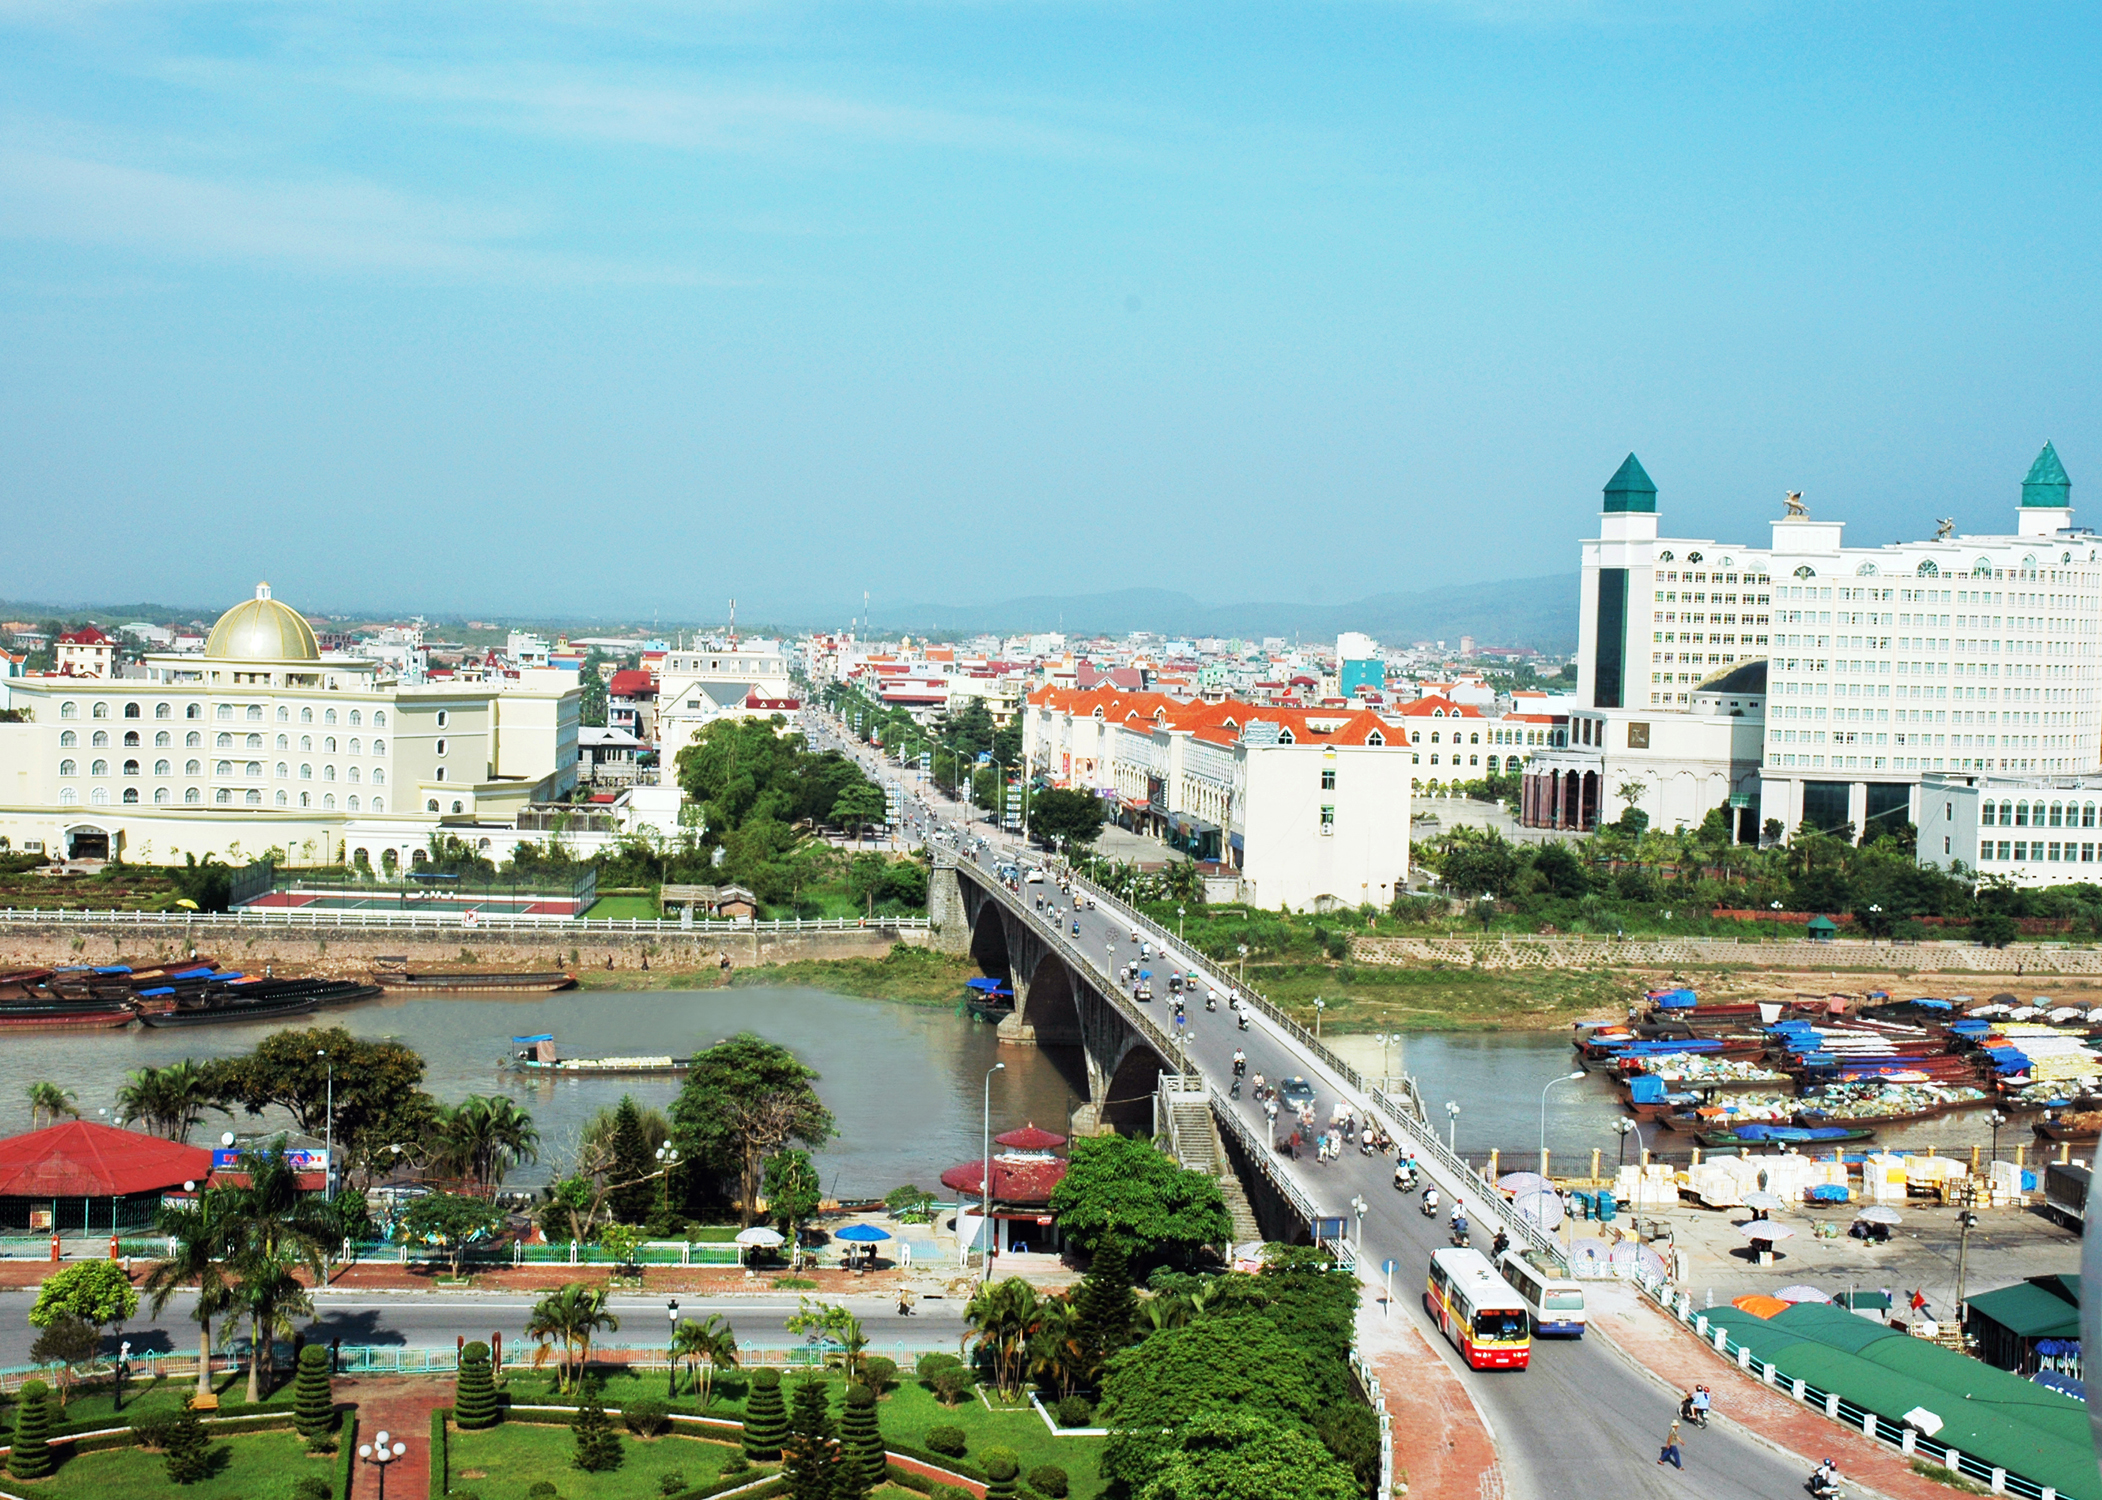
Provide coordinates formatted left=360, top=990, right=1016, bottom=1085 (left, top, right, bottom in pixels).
left=666, top=1298, right=680, bottom=1397
left=1769, top=899, right=1782, bottom=941
left=1868, top=902, right=1883, bottom=940
left=1479, top=893, right=1494, bottom=936
left=1350, top=1194, right=1368, bottom=1257
left=654, top=1143, right=681, bottom=1226
left=316, top=1049, right=334, bottom=1201
left=359, top=1430, right=407, bottom=1500
left=1177, top=904, right=1186, bottom=942
left=1540, top=1071, right=1583, bottom=1175
left=1988, top=1110, right=2008, bottom=1165
left=1313, top=997, right=1326, bottom=1038
left=1444, top=1101, right=1460, bottom=1154
left=980, top=1062, right=1004, bottom=1281
left=1616, top=1117, right=1638, bottom=1169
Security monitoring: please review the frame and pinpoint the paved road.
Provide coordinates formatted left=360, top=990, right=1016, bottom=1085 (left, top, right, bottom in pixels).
left=0, top=1289, right=968, bottom=1368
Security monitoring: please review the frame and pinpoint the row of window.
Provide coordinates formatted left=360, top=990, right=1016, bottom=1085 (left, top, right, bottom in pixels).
left=57, top=788, right=386, bottom=811
left=1982, top=800, right=2098, bottom=828
left=59, top=760, right=386, bottom=783
left=58, top=701, right=394, bottom=726
left=1979, top=840, right=2095, bottom=863
left=57, top=730, right=388, bottom=754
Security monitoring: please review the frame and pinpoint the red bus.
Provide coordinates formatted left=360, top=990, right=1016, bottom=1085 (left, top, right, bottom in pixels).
left=1426, top=1247, right=1532, bottom=1370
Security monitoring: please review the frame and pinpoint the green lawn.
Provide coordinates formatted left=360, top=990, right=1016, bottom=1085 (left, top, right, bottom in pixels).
left=11, top=1430, right=331, bottom=1500
left=447, top=1420, right=748, bottom=1499
left=0, top=1373, right=290, bottom=1437
left=582, top=895, right=662, bottom=920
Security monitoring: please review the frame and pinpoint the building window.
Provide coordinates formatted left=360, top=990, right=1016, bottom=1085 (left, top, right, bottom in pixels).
left=300, top=735, right=312, bottom=752
left=427, top=799, right=440, bottom=812
left=185, top=731, right=201, bottom=747
left=153, top=759, right=170, bottom=776
left=1321, top=767, right=1337, bottom=791
left=153, top=788, right=168, bottom=805
left=324, top=736, right=336, bottom=753
left=185, top=704, right=200, bottom=719
left=374, top=711, right=386, bottom=727
left=437, top=710, right=449, bottom=728
left=122, top=788, right=138, bottom=803
left=245, top=761, right=261, bottom=777
left=215, top=788, right=231, bottom=804
left=371, top=768, right=385, bottom=785
left=216, top=732, right=232, bottom=749
left=58, top=788, right=76, bottom=805
left=185, top=759, right=201, bottom=776
left=122, top=759, right=139, bottom=776
left=1366, top=731, right=1383, bottom=746
left=349, top=710, right=362, bottom=726
left=154, top=703, right=170, bottom=719
left=216, top=704, right=232, bottom=720
left=347, top=766, right=360, bottom=783
left=214, top=759, right=231, bottom=776
left=276, top=734, right=287, bottom=749
left=90, top=787, right=109, bottom=805
left=301, top=764, right=312, bottom=780
left=246, top=789, right=262, bottom=805
left=2051, top=802, right=2065, bottom=828
left=348, top=738, right=360, bottom=755
left=450, top=799, right=463, bottom=814
left=59, top=702, right=76, bottom=720
left=435, top=738, right=447, bottom=756
left=90, top=759, right=107, bottom=777
left=59, top=731, right=76, bottom=748
left=434, top=766, right=445, bottom=782
left=154, top=731, right=170, bottom=747
left=123, top=702, right=139, bottom=719
left=301, top=708, right=313, bottom=723
left=348, top=794, right=360, bottom=811
left=91, top=702, right=108, bottom=719
left=246, top=705, right=262, bottom=721
left=324, top=708, right=337, bottom=725
left=91, top=730, right=108, bottom=748
left=123, top=731, right=139, bottom=747
left=1320, top=805, right=1335, bottom=835
left=184, top=788, right=200, bottom=804
left=58, top=759, right=75, bottom=777
left=371, top=796, right=384, bottom=812
left=323, top=765, right=335, bottom=781
left=373, top=739, right=385, bottom=756
left=2016, top=802, right=2030, bottom=826
left=276, top=706, right=289, bottom=722
left=300, top=792, right=311, bottom=807
left=275, top=791, right=287, bottom=806
left=275, top=762, right=287, bottom=778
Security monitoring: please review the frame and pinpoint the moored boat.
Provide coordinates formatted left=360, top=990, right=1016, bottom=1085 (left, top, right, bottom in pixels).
left=373, top=968, right=576, bottom=994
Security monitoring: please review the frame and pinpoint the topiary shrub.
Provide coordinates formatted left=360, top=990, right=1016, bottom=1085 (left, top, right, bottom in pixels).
left=982, top=1446, right=1018, bottom=1500
left=454, top=1340, right=501, bottom=1430
left=862, top=1355, right=897, bottom=1393
left=622, top=1398, right=670, bottom=1438
left=915, top=1351, right=961, bottom=1382
left=923, top=1424, right=967, bottom=1458
left=657, top=1471, right=687, bottom=1495
left=929, top=1486, right=973, bottom=1500
left=931, top=1366, right=975, bottom=1406
left=571, top=1388, right=624, bottom=1472
left=839, top=1383, right=883, bottom=1499
left=721, top=1453, right=751, bottom=1477
left=743, top=1368, right=787, bottom=1460
left=293, top=1343, right=338, bottom=1444
left=130, top=1407, right=181, bottom=1450
left=8, top=1381, right=54, bottom=1480
left=163, top=1408, right=215, bottom=1484
left=1028, top=1464, right=1070, bottom=1497
left=1054, top=1395, right=1093, bottom=1428
left=528, top=1484, right=559, bottom=1500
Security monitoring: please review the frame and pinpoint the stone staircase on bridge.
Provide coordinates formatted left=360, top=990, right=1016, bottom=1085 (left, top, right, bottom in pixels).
left=1159, top=1086, right=1260, bottom=1246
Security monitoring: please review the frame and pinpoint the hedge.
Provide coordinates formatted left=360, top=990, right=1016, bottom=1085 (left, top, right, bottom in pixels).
left=337, top=1415, right=358, bottom=1500
left=431, top=1404, right=450, bottom=1495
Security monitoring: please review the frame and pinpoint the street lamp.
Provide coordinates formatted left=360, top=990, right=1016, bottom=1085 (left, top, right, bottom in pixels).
left=1868, top=903, right=1883, bottom=939
left=359, top=1430, right=408, bottom=1500
left=1540, top=1071, right=1583, bottom=1175
left=980, top=1063, right=1005, bottom=1281
left=1479, top=893, right=1494, bottom=936
left=666, top=1299, right=681, bottom=1397
left=1989, top=1110, right=2008, bottom=1165
left=1312, top=997, right=1326, bottom=1037
left=1616, top=1117, right=1638, bottom=1169
left=1350, top=1194, right=1368, bottom=1255
left=1444, top=1101, right=1460, bottom=1154
left=316, top=1049, right=334, bottom=1201
left=1769, top=899, right=1782, bottom=940
left=655, top=1143, right=681, bottom=1224
left=1177, top=904, right=1186, bottom=942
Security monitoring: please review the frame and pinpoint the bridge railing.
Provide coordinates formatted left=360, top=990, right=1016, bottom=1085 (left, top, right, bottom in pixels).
left=1209, top=1084, right=1322, bottom=1227
left=1367, top=1084, right=1561, bottom=1266
left=0, top=907, right=931, bottom=936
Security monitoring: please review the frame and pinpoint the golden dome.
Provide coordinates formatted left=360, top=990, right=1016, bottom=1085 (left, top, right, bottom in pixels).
left=205, top=584, right=320, bottom=662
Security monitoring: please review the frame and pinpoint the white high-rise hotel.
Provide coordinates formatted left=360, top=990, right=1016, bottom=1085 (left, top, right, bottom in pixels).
left=1576, top=443, right=2099, bottom=852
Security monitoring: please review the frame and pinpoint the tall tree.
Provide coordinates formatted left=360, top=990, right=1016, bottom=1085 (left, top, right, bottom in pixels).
left=117, top=1060, right=229, bottom=1142
left=1070, top=1238, right=1138, bottom=1384
left=1046, top=1136, right=1233, bottom=1269
left=215, top=1027, right=433, bottom=1182
left=526, top=1282, right=619, bottom=1395
left=781, top=1377, right=843, bottom=1500
left=606, top=1096, right=655, bottom=1224
left=144, top=1195, right=239, bottom=1398
left=24, top=1081, right=77, bottom=1131
left=670, top=1034, right=835, bottom=1223
left=216, top=1144, right=338, bottom=1401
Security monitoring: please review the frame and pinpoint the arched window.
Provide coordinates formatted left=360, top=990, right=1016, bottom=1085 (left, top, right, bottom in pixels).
left=427, top=799, right=440, bottom=812
left=91, top=702, right=108, bottom=719
left=122, top=730, right=139, bottom=747
left=1470, top=755, right=1479, bottom=766
left=1470, top=733, right=1480, bottom=744
left=154, top=703, right=170, bottom=719
left=185, top=704, right=200, bottom=719
left=372, top=739, right=385, bottom=756
left=58, top=702, right=76, bottom=719
left=276, top=706, right=289, bottom=722
left=347, top=767, right=360, bottom=783
left=90, top=758, right=107, bottom=777
left=185, top=731, right=200, bottom=747
left=184, top=759, right=201, bottom=776
left=59, top=731, right=76, bottom=748
left=216, top=704, right=232, bottom=720
left=300, top=735, right=312, bottom=752
left=1982, top=802, right=1997, bottom=827
left=122, top=759, right=139, bottom=776
left=371, top=796, right=384, bottom=813
left=1917, top=559, right=1940, bottom=576
left=349, top=710, right=362, bottom=726
left=275, top=762, right=288, bottom=779
left=299, top=791, right=311, bottom=808
left=323, top=765, right=335, bottom=782
left=275, top=791, right=287, bottom=807
left=348, top=738, right=361, bottom=755
left=90, top=787, right=109, bottom=805
left=246, top=734, right=261, bottom=749
left=371, top=768, right=385, bottom=785
left=347, top=795, right=360, bottom=811
left=322, top=793, right=336, bottom=810
left=324, top=708, right=337, bottom=725
left=2087, top=803, right=2098, bottom=828
left=215, top=788, right=230, bottom=804
left=2016, top=801, right=2030, bottom=826
left=324, top=737, right=336, bottom=753
left=245, top=761, right=261, bottom=777
left=153, top=788, right=167, bottom=805
left=183, top=787, right=200, bottom=804
left=215, top=760, right=232, bottom=776
left=90, top=730, right=108, bottom=748
left=374, top=711, right=387, bottom=727
left=300, top=707, right=313, bottom=723
left=216, top=732, right=232, bottom=749
left=450, top=799, right=463, bottom=814
left=2051, top=802, right=2065, bottom=828
left=154, top=731, right=169, bottom=747
left=122, top=702, right=139, bottom=719
left=122, top=788, right=138, bottom=804
left=58, top=759, right=75, bottom=777
left=301, top=764, right=312, bottom=780
left=58, top=787, right=76, bottom=805
left=246, top=705, right=262, bottom=721
left=276, top=734, right=287, bottom=749
left=153, top=759, right=170, bottom=776
left=246, top=789, right=262, bottom=805
left=1430, top=731, right=1440, bottom=743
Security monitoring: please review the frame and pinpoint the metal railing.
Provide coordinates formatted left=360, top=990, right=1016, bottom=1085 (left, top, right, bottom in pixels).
left=0, top=907, right=931, bottom=935
left=1633, top=1274, right=2073, bottom=1500
left=1209, top=1084, right=1322, bottom=1226
left=1350, top=1345, right=1396, bottom=1500
left=1365, top=1084, right=1559, bottom=1264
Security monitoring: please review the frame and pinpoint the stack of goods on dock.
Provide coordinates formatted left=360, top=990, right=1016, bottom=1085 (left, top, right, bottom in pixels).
left=1858, top=1153, right=1910, bottom=1204
left=1952, top=1020, right=2102, bottom=1092
left=1986, top=1160, right=2034, bottom=1207
left=1793, top=1080, right=1989, bottom=1126
left=1610, top=1160, right=1681, bottom=1211
left=1618, top=1051, right=1789, bottom=1087
left=1902, top=1154, right=1971, bottom=1197
left=1658, top=1093, right=1796, bottom=1131
left=1685, top=1151, right=1847, bottom=1208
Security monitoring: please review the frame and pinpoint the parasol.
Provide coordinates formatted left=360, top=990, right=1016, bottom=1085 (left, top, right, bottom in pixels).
left=1855, top=1205, right=1903, bottom=1225
left=735, top=1226, right=786, bottom=1247
left=1739, top=1221, right=1794, bottom=1241
left=1773, top=1285, right=1831, bottom=1303
left=1496, top=1172, right=1552, bottom=1194
left=834, top=1223, right=892, bottom=1242
left=1743, top=1191, right=1788, bottom=1214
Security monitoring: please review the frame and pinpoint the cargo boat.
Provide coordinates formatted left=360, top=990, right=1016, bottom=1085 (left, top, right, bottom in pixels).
left=139, top=979, right=382, bottom=1028
left=505, top=1033, right=689, bottom=1075
left=373, top=966, right=576, bottom=994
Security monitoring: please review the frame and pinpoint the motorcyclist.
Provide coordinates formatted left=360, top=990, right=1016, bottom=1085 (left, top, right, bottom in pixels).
left=1231, top=1049, right=1247, bottom=1077
left=1420, top=1186, right=1439, bottom=1216
left=1205, top=988, right=1218, bottom=1012
left=1808, top=1458, right=1841, bottom=1497
left=1491, top=1228, right=1510, bottom=1260
left=1449, top=1211, right=1469, bottom=1245
left=1689, top=1386, right=1711, bottom=1426
left=1394, top=1158, right=1414, bottom=1190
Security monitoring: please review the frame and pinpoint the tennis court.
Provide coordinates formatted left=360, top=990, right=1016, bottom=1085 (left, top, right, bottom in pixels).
left=236, top=864, right=598, bottom=918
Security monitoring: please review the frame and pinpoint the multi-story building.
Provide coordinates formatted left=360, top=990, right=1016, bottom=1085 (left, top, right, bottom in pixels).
left=1023, top=687, right=1410, bottom=912
left=55, top=627, right=115, bottom=679
left=0, top=584, right=579, bottom=866
left=1561, top=443, right=2090, bottom=840
left=654, top=641, right=798, bottom=771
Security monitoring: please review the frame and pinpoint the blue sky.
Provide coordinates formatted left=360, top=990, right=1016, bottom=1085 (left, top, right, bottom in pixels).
left=1, top=2, right=2097, bottom=626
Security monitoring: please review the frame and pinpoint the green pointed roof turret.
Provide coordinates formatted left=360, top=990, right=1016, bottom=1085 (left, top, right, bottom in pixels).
left=1603, top=452, right=1657, bottom=513
left=2022, top=442, right=2071, bottom=508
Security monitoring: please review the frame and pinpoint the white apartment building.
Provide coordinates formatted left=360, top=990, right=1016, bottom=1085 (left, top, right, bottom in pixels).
left=655, top=641, right=799, bottom=770
left=1575, top=443, right=2094, bottom=839
left=1917, top=774, right=2102, bottom=886
left=1024, top=687, right=1411, bottom=912
left=0, top=584, right=580, bottom=865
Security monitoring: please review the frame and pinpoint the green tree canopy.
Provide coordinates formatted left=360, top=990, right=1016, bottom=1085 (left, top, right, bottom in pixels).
left=1028, top=788, right=1107, bottom=851
left=401, top=1193, right=504, bottom=1278
left=214, top=1027, right=433, bottom=1182
left=30, top=1259, right=139, bottom=1330
left=1046, top=1135, right=1233, bottom=1269
left=1099, top=1314, right=1326, bottom=1487
left=1134, top=1412, right=1361, bottom=1500
left=670, top=1034, right=836, bottom=1223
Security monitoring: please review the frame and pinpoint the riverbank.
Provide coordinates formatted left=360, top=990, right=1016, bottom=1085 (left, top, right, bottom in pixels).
left=577, top=945, right=978, bottom=1004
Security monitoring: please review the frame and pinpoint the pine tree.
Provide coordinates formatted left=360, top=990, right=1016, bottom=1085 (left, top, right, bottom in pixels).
left=781, top=1378, right=842, bottom=1500
left=163, top=1409, right=214, bottom=1484
left=571, top=1388, right=624, bottom=1472
left=454, top=1341, right=501, bottom=1430
left=7, top=1380, right=54, bottom=1480
left=607, top=1096, right=654, bottom=1224
left=743, top=1368, right=788, bottom=1460
left=1071, top=1237, right=1137, bottom=1377
left=293, top=1344, right=338, bottom=1444
left=838, top=1383, right=884, bottom=1499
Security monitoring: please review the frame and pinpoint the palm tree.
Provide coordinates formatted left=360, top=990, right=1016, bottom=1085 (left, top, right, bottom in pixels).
left=438, top=1096, right=542, bottom=1195
left=1026, top=1297, right=1084, bottom=1402
left=25, top=1081, right=77, bottom=1131
left=670, top=1314, right=740, bottom=1407
left=117, top=1061, right=229, bottom=1142
left=142, top=1195, right=238, bottom=1399
left=217, top=1145, right=336, bottom=1401
left=526, top=1283, right=619, bottom=1394
left=964, top=1277, right=1041, bottom=1400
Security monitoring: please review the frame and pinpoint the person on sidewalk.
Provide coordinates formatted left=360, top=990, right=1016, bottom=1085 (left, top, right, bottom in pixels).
left=1658, top=1418, right=1682, bottom=1469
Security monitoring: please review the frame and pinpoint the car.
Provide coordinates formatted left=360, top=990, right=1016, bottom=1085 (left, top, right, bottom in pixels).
left=1024, top=868, right=1046, bottom=883
left=1277, top=1076, right=1317, bottom=1110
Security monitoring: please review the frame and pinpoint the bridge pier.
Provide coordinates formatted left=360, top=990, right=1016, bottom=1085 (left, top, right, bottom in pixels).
left=927, top=864, right=970, bottom=956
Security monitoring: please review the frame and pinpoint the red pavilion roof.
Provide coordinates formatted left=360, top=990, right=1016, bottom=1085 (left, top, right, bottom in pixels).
left=0, top=1121, right=210, bottom=1199
left=994, top=1123, right=1067, bottom=1151
left=939, top=1155, right=1068, bottom=1206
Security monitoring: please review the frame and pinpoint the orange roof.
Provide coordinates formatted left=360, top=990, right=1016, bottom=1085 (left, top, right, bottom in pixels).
left=1395, top=695, right=1485, bottom=719
left=1033, top=687, right=1396, bottom=748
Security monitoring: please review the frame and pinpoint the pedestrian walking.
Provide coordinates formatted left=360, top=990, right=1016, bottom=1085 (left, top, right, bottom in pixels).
left=1658, top=1418, right=1682, bottom=1469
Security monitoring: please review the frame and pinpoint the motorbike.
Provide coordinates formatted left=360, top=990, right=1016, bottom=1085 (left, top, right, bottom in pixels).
left=1678, top=1398, right=1709, bottom=1429
left=1394, top=1168, right=1417, bottom=1192
left=1449, top=1217, right=1470, bottom=1248
left=1419, top=1192, right=1440, bottom=1217
left=1805, top=1468, right=1843, bottom=1499
left=1236, top=1011, right=1250, bottom=1031
left=1229, top=1076, right=1242, bottom=1099
left=1071, top=920, right=1081, bottom=935
left=1204, top=994, right=1217, bottom=1012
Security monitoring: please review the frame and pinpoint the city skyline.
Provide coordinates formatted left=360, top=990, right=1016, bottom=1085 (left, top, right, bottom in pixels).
left=3, top=4, right=2098, bottom=616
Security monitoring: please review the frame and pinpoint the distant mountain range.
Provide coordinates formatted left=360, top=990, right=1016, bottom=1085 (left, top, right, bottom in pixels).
left=870, top=574, right=1578, bottom=652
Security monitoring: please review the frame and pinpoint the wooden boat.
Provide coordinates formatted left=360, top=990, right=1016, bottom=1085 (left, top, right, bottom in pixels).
left=1695, top=1125, right=1876, bottom=1149
left=373, top=967, right=576, bottom=994
left=0, top=1007, right=135, bottom=1031
left=964, top=976, right=1015, bottom=1023
left=504, top=1034, right=688, bottom=1075
left=2033, top=1116, right=2102, bottom=1145
left=140, top=980, right=380, bottom=1028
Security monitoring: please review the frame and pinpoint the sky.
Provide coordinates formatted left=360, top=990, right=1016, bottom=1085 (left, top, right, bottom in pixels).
left=1, top=2, right=2098, bottom=627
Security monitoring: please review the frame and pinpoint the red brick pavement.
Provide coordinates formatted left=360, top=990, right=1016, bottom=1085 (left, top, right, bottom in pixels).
left=1356, top=1287, right=1503, bottom=1500
left=342, top=1378, right=444, bottom=1500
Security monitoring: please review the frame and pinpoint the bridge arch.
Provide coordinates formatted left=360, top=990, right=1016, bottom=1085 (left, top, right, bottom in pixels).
left=1099, top=1040, right=1170, bottom=1134
left=969, top=899, right=1011, bottom=982
left=1016, top=952, right=1082, bottom=1045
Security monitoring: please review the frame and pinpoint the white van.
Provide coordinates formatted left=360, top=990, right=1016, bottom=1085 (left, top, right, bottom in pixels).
left=1497, top=1248, right=1587, bottom=1337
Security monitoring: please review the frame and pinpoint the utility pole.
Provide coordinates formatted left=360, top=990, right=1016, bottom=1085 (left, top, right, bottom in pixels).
left=1952, top=1207, right=1979, bottom=1338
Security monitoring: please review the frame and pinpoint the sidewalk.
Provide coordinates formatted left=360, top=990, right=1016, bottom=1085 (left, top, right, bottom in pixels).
left=1586, top=1282, right=1970, bottom=1500
left=342, top=1377, right=443, bottom=1500
left=1355, top=1287, right=1501, bottom=1500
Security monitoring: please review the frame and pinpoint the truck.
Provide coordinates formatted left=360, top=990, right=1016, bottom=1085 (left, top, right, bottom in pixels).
left=2044, top=1162, right=2089, bottom=1231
